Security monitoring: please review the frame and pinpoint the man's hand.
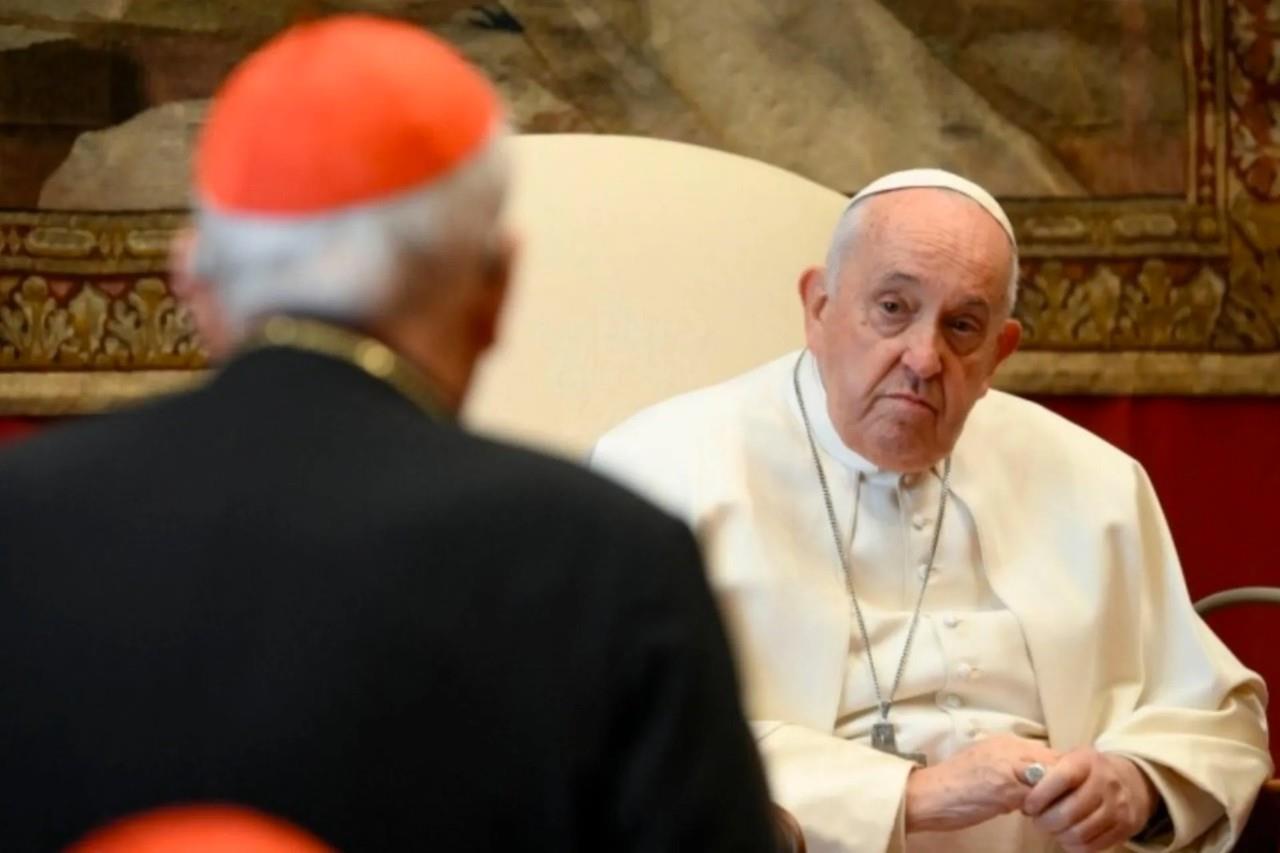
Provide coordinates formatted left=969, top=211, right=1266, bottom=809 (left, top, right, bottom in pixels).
left=905, top=735, right=1061, bottom=833
left=1022, top=748, right=1158, bottom=852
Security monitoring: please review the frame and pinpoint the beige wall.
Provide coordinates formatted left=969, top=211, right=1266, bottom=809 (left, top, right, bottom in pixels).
left=465, top=134, right=847, bottom=458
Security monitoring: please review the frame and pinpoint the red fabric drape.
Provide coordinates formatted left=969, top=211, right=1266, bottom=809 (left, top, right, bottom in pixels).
left=0, top=417, right=39, bottom=444
left=2, top=400, right=1277, bottom=759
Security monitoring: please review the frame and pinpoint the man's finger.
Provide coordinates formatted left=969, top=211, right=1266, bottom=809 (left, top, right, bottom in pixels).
left=1079, top=821, right=1133, bottom=853
left=1023, top=754, right=1089, bottom=815
left=1045, top=797, right=1112, bottom=849
left=1033, top=787, right=1102, bottom=835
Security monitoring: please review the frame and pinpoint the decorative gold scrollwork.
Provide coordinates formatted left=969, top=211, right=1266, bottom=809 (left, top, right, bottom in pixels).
left=0, top=274, right=204, bottom=370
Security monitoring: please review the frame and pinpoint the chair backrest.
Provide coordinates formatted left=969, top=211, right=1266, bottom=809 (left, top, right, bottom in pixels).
left=464, top=133, right=847, bottom=458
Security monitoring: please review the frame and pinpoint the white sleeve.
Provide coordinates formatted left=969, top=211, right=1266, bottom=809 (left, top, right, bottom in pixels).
left=1092, top=465, right=1272, bottom=852
left=754, top=720, right=916, bottom=853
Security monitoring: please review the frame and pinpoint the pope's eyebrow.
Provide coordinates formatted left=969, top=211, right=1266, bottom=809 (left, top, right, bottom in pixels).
left=874, top=271, right=923, bottom=290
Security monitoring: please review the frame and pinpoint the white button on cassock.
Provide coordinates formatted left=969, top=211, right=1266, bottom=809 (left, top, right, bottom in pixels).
left=917, top=562, right=940, bottom=580
left=912, top=513, right=929, bottom=530
left=943, top=614, right=959, bottom=628
left=957, top=662, right=974, bottom=679
left=945, top=693, right=963, bottom=709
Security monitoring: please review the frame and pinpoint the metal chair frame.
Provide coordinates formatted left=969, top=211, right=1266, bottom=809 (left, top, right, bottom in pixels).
left=1194, top=586, right=1280, bottom=617
left=1193, top=586, right=1280, bottom=851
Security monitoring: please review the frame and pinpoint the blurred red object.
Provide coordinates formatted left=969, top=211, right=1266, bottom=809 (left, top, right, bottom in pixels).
left=67, top=804, right=333, bottom=853
left=0, top=417, right=40, bottom=446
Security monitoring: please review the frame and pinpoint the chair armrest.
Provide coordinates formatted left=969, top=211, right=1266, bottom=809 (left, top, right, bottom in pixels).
left=772, top=804, right=807, bottom=853
left=1193, top=587, right=1280, bottom=617
left=1234, top=778, right=1280, bottom=852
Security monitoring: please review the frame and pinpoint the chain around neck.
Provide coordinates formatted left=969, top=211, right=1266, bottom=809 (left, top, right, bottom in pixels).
left=791, top=350, right=951, bottom=722
left=242, top=315, right=451, bottom=421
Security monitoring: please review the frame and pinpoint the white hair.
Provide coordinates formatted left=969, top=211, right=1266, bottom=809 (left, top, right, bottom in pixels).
left=823, top=189, right=1021, bottom=313
left=191, top=127, right=510, bottom=333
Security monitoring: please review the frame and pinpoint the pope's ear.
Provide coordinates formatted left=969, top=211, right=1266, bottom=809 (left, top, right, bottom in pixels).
left=995, top=318, right=1022, bottom=365
left=980, top=318, right=1022, bottom=395
left=798, top=266, right=829, bottom=323
left=798, top=265, right=832, bottom=357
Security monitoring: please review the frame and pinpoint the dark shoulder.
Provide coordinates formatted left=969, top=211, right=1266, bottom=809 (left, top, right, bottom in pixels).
left=0, top=393, right=188, bottom=485
left=395, top=430, right=710, bottom=637
left=443, top=429, right=692, bottom=546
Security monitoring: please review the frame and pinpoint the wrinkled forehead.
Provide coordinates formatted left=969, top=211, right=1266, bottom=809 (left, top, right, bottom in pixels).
left=843, top=189, right=1016, bottom=293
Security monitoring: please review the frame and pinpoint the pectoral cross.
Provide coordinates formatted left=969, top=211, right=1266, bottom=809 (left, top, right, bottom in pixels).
left=871, top=720, right=927, bottom=766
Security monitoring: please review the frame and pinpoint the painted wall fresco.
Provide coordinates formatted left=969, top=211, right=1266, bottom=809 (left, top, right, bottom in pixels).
left=1, top=0, right=1277, bottom=408
left=0, top=0, right=1184, bottom=208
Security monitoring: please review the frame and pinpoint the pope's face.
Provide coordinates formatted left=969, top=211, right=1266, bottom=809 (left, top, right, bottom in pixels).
left=801, top=189, right=1021, bottom=473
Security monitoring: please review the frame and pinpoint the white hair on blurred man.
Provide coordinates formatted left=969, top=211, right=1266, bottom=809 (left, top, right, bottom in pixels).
left=190, top=129, right=509, bottom=334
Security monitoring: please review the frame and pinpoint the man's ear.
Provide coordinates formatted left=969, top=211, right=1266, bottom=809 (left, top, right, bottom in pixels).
left=995, top=318, right=1022, bottom=365
left=980, top=318, right=1022, bottom=394
left=473, top=231, right=518, bottom=354
left=798, top=265, right=830, bottom=353
left=169, top=228, right=233, bottom=361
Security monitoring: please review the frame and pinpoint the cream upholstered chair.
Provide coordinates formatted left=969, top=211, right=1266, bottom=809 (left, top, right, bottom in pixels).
left=467, top=134, right=830, bottom=852
left=465, top=133, right=846, bottom=458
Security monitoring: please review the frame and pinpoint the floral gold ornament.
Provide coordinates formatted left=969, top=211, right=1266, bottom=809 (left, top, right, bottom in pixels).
left=2, top=1, right=1280, bottom=410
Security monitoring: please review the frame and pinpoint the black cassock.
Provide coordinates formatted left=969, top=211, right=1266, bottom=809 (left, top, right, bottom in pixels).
left=0, top=345, right=774, bottom=852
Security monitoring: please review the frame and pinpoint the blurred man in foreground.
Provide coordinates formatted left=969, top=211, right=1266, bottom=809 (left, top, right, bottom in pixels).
left=592, top=169, right=1270, bottom=852
left=0, top=16, right=776, bottom=851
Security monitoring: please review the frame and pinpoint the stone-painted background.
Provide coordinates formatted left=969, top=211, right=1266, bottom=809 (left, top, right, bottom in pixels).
left=6, top=0, right=1280, bottom=397
left=0, top=0, right=1183, bottom=210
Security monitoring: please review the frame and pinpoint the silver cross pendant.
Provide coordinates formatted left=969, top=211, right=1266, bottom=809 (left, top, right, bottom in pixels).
left=871, top=720, right=927, bottom=766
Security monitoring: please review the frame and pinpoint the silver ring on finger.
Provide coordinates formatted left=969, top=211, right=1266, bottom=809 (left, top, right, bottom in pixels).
left=1022, top=761, right=1047, bottom=785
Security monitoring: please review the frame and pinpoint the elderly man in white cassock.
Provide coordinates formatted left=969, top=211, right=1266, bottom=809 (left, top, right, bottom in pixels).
left=590, top=169, right=1271, bottom=853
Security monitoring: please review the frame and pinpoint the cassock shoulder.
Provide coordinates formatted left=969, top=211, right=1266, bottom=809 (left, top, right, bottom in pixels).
left=596, top=369, right=757, bottom=448
left=0, top=390, right=195, bottom=509
left=966, top=390, right=1143, bottom=475
left=959, top=390, right=1157, bottom=517
left=459, top=428, right=700, bottom=547
left=590, top=352, right=796, bottom=518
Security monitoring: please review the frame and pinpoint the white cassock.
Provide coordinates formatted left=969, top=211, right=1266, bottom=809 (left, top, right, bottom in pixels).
left=590, top=350, right=1271, bottom=853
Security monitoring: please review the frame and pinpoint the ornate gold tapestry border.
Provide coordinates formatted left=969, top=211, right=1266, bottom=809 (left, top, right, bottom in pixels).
left=0, top=212, right=185, bottom=275
left=2, top=0, right=1279, bottom=403
left=2, top=351, right=1275, bottom=417
left=0, top=370, right=205, bottom=416
left=1005, top=202, right=1227, bottom=258
left=0, top=271, right=206, bottom=369
left=996, top=351, right=1280, bottom=395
